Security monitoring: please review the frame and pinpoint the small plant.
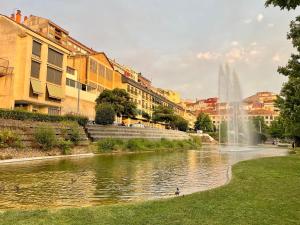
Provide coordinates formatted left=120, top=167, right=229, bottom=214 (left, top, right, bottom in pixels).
left=34, top=126, right=57, bottom=150
left=97, top=138, right=124, bottom=152
left=126, top=139, right=145, bottom=151
left=0, top=129, right=22, bottom=148
left=61, top=121, right=81, bottom=145
left=57, top=139, right=73, bottom=155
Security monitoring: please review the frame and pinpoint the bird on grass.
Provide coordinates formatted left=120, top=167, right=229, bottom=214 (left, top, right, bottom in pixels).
left=175, top=187, right=180, bottom=196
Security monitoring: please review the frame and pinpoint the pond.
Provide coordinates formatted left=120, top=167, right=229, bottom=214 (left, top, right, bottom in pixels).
left=0, top=146, right=288, bottom=210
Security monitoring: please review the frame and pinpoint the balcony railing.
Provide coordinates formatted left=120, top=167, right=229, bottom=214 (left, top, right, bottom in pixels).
left=0, top=58, right=13, bottom=77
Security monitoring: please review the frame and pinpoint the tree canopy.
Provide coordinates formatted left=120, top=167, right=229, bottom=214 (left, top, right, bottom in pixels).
left=265, top=0, right=299, bottom=10
left=96, top=88, right=137, bottom=118
left=194, top=113, right=214, bottom=132
left=266, top=1, right=300, bottom=145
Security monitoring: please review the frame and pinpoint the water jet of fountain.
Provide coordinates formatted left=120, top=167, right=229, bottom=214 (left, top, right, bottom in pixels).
left=218, top=64, right=250, bottom=145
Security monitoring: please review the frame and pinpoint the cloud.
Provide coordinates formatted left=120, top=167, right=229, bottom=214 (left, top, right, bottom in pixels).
left=231, top=41, right=239, bottom=46
left=268, top=23, right=275, bottom=28
left=196, top=52, right=221, bottom=60
left=244, top=19, right=252, bottom=24
left=251, top=42, right=257, bottom=46
left=257, top=13, right=264, bottom=22
left=225, top=48, right=245, bottom=63
left=272, top=53, right=280, bottom=62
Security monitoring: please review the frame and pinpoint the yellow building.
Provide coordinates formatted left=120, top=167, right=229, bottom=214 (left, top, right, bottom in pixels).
left=0, top=13, right=69, bottom=114
left=156, top=88, right=181, bottom=104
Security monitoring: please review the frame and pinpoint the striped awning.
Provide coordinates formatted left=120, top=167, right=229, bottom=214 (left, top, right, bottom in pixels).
left=30, top=78, right=43, bottom=94
left=46, top=83, right=64, bottom=99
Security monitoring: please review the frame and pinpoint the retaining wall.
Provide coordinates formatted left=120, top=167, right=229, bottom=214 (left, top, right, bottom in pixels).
left=86, top=125, right=190, bottom=141
left=0, top=119, right=89, bottom=147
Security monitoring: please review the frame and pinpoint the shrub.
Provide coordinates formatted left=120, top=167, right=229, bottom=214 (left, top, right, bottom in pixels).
left=57, top=139, right=73, bottom=155
left=0, top=129, right=22, bottom=148
left=34, top=126, right=57, bottom=150
left=0, top=109, right=88, bottom=126
left=97, top=138, right=124, bottom=152
left=61, top=121, right=81, bottom=145
left=95, top=104, right=115, bottom=125
left=126, top=139, right=145, bottom=151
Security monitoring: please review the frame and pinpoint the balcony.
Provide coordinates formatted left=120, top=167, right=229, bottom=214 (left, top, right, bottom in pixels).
left=0, top=58, right=13, bottom=77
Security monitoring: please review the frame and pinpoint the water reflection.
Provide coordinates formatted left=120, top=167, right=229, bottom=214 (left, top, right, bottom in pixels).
left=0, top=146, right=287, bottom=210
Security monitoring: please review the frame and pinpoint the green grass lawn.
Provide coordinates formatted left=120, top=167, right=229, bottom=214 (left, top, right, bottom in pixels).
left=1, top=154, right=299, bottom=225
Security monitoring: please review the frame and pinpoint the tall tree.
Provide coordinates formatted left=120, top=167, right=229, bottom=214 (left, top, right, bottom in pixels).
left=152, top=105, right=175, bottom=124
left=266, top=1, right=300, bottom=146
left=194, top=113, right=214, bottom=132
left=96, top=88, right=137, bottom=118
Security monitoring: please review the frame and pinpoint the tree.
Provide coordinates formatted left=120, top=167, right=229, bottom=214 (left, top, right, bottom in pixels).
left=95, top=104, right=115, bottom=125
left=194, top=113, right=214, bottom=132
left=142, top=111, right=151, bottom=121
left=265, top=0, right=299, bottom=10
left=266, top=1, right=300, bottom=146
left=250, top=116, right=268, bottom=134
left=219, top=121, right=228, bottom=143
left=269, top=116, right=286, bottom=139
left=152, top=105, right=175, bottom=124
left=171, top=115, right=189, bottom=132
left=96, top=88, right=137, bottom=118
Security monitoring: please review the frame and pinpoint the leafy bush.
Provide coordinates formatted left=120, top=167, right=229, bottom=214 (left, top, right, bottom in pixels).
left=0, top=109, right=88, bottom=126
left=97, top=138, right=124, bottom=152
left=57, top=139, right=73, bottom=155
left=126, top=139, right=145, bottom=151
left=95, top=104, right=115, bottom=125
left=0, top=129, right=22, bottom=148
left=61, top=121, right=81, bottom=145
left=34, top=126, right=57, bottom=150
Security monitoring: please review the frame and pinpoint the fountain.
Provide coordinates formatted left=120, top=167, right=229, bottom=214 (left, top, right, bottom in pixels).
left=218, top=64, right=250, bottom=145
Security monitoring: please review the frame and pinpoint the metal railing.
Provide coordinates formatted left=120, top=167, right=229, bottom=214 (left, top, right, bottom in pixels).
left=0, top=58, right=13, bottom=76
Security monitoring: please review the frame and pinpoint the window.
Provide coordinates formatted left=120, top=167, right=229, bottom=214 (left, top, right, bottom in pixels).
left=48, top=48, right=63, bottom=68
left=32, top=40, right=41, bottom=57
left=47, top=67, right=62, bottom=85
left=67, top=67, right=75, bottom=75
left=31, top=60, right=40, bottom=78
left=29, top=83, right=38, bottom=99
left=90, top=59, right=97, bottom=73
left=66, top=78, right=76, bottom=88
left=106, top=68, right=113, bottom=81
left=48, top=107, right=60, bottom=115
left=98, top=64, right=105, bottom=77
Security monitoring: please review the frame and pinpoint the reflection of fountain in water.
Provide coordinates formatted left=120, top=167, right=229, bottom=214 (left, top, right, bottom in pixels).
left=218, top=64, right=250, bottom=145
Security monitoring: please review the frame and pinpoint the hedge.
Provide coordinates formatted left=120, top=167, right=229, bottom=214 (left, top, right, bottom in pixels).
left=0, top=109, right=88, bottom=126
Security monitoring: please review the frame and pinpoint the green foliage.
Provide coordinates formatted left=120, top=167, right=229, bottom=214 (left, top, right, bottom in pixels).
left=265, top=0, right=299, bottom=10
left=219, top=121, right=228, bottom=143
left=152, top=105, right=175, bottom=123
left=141, top=111, right=151, bottom=121
left=0, top=109, right=88, bottom=126
left=96, top=138, right=201, bottom=153
left=95, top=103, right=116, bottom=125
left=265, top=2, right=300, bottom=145
left=97, top=138, right=124, bottom=152
left=96, top=88, right=137, bottom=117
left=250, top=116, right=268, bottom=134
left=61, top=121, right=81, bottom=145
left=269, top=116, right=286, bottom=139
left=0, top=129, right=22, bottom=148
left=57, top=139, right=72, bottom=155
left=34, top=126, right=57, bottom=150
left=194, top=112, right=214, bottom=132
left=171, top=115, right=189, bottom=132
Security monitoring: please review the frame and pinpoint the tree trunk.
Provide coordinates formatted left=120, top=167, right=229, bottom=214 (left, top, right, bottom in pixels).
left=295, top=136, right=300, bottom=147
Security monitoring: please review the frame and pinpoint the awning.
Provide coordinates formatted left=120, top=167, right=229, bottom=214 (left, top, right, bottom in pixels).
left=30, top=78, right=43, bottom=94
left=47, top=83, right=64, bottom=99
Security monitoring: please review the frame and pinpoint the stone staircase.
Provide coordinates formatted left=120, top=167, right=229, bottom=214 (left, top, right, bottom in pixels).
left=85, top=125, right=190, bottom=142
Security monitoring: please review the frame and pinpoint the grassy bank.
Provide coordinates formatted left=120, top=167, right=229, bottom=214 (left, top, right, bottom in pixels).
left=96, top=137, right=202, bottom=153
left=1, top=154, right=299, bottom=225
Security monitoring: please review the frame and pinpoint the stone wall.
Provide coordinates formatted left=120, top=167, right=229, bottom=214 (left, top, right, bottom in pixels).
left=86, top=124, right=190, bottom=141
left=0, top=119, right=89, bottom=147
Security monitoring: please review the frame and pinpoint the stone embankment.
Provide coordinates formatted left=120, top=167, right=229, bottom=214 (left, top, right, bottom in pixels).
left=0, top=119, right=89, bottom=148
left=86, top=124, right=190, bottom=141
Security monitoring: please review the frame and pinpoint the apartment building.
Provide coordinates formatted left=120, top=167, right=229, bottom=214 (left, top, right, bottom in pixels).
left=0, top=12, right=69, bottom=114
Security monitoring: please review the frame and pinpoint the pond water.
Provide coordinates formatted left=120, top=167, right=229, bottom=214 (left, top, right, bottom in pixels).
left=0, top=146, right=288, bottom=210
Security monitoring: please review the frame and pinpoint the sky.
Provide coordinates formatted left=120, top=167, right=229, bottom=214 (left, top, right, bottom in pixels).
left=1, top=0, right=299, bottom=100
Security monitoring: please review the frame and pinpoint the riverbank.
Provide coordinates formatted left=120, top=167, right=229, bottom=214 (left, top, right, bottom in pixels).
left=1, top=153, right=299, bottom=225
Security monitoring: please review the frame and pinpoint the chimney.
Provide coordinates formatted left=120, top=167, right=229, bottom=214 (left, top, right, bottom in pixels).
left=15, top=10, right=21, bottom=23
left=10, top=13, right=15, bottom=20
left=23, top=16, right=28, bottom=23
